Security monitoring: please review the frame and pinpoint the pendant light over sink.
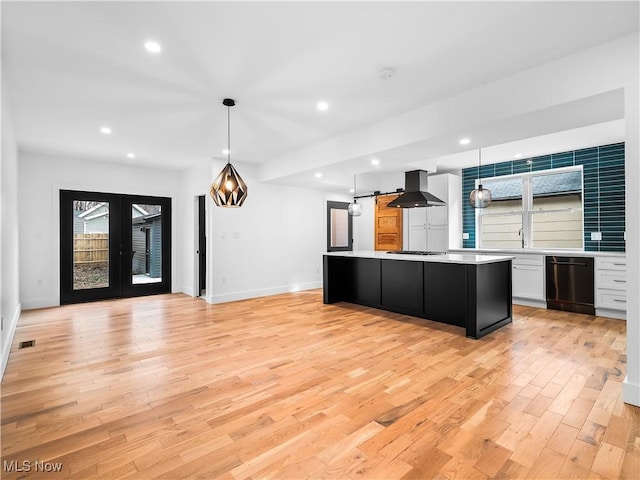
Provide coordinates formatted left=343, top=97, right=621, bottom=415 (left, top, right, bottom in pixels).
left=469, top=148, right=492, bottom=208
left=348, top=174, right=362, bottom=216
left=210, top=98, right=248, bottom=207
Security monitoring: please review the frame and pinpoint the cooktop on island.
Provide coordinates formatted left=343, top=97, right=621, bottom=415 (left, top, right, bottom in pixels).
left=387, top=250, right=446, bottom=255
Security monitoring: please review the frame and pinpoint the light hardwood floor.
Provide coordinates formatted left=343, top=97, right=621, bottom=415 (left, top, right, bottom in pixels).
left=2, top=291, right=639, bottom=479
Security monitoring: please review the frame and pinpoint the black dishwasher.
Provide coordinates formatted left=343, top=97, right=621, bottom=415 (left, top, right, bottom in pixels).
left=545, top=256, right=594, bottom=315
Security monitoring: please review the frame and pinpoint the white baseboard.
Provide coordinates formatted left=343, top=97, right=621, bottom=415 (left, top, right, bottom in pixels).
left=206, top=281, right=322, bottom=305
left=595, top=308, right=626, bottom=320
left=1, top=303, right=21, bottom=380
left=21, top=296, right=59, bottom=310
left=513, top=298, right=547, bottom=308
left=623, top=375, right=640, bottom=407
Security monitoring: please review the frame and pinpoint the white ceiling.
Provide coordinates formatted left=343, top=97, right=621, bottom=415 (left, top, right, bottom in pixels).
left=2, top=1, right=638, bottom=192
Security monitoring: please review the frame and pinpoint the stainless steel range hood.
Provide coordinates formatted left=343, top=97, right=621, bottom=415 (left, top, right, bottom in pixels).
left=387, top=170, right=445, bottom=208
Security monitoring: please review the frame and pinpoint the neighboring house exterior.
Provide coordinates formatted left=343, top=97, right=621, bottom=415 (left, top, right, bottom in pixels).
left=131, top=213, right=162, bottom=279
left=74, top=203, right=162, bottom=278
left=73, top=202, right=150, bottom=234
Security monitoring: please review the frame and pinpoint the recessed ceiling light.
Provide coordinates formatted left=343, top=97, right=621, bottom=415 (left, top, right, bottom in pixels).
left=317, top=101, right=329, bottom=111
left=349, top=188, right=355, bottom=193
left=315, top=172, right=322, bottom=178
left=127, top=152, right=135, bottom=159
left=371, top=158, right=380, bottom=166
left=378, top=68, right=395, bottom=80
left=145, top=41, right=162, bottom=53
left=222, top=149, right=230, bottom=155
left=459, top=138, right=470, bottom=145
left=100, top=126, right=112, bottom=135
left=514, top=153, right=523, bottom=158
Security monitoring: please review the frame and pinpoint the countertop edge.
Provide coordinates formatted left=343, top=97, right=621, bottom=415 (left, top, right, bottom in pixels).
left=324, top=251, right=514, bottom=265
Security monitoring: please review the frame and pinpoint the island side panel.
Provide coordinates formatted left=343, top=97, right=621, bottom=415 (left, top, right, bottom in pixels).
left=466, top=260, right=513, bottom=338
left=323, top=256, right=381, bottom=306
left=323, top=255, right=348, bottom=304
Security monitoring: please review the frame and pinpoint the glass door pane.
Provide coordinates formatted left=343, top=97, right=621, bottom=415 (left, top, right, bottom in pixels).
left=72, top=200, right=110, bottom=290
left=131, top=203, right=163, bottom=285
left=330, top=208, right=349, bottom=248
left=326, top=201, right=352, bottom=251
left=60, top=190, right=120, bottom=304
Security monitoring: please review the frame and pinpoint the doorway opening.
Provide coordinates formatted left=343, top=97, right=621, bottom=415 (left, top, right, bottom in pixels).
left=196, top=195, right=206, bottom=298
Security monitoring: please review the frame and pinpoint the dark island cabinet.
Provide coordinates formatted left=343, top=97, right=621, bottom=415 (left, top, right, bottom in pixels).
left=381, top=260, right=423, bottom=313
left=423, top=263, right=467, bottom=327
left=323, top=254, right=512, bottom=339
left=351, top=257, right=381, bottom=306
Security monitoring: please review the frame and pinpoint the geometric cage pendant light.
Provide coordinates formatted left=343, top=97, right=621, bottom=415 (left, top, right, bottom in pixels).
left=210, top=98, right=248, bottom=207
left=469, top=147, right=492, bottom=208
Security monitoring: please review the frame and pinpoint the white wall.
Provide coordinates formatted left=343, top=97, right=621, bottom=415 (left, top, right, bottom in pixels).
left=179, top=160, right=212, bottom=297
left=622, top=35, right=640, bottom=407
left=353, top=197, right=375, bottom=251
left=17, top=152, right=183, bottom=309
left=16, top=150, right=354, bottom=309
left=1, top=83, right=21, bottom=377
left=204, top=160, right=350, bottom=303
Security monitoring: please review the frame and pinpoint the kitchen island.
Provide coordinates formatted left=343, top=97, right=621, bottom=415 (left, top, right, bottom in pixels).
left=323, top=251, right=514, bottom=339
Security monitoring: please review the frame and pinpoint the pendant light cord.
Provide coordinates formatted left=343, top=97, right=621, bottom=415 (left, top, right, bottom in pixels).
left=227, top=105, right=231, bottom=165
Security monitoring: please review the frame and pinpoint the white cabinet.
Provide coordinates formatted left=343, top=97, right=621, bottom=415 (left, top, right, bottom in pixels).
left=512, top=255, right=545, bottom=304
left=405, top=173, right=462, bottom=252
left=427, top=225, right=447, bottom=253
left=408, top=215, right=428, bottom=251
left=595, top=256, right=626, bottom=319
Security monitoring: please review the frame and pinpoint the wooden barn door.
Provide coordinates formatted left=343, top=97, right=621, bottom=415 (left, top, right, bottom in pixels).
left=60, top=190, right=171, bottom=304
left=375, top=194, right=403, bottom=251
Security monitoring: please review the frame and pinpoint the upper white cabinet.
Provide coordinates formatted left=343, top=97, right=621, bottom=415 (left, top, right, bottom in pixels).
left=406, top=173, right=461, bottom=252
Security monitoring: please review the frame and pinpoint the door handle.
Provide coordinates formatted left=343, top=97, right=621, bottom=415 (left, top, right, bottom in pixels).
left=549, top=261, right=588, bottom=266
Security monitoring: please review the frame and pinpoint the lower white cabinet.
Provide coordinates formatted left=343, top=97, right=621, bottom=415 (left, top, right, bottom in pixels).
left=512, top=255, right=545, bottom=303
left=595, top=256, right=626, bottom=319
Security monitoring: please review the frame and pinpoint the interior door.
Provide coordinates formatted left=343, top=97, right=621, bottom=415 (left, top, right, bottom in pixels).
left=327, top=201, right=353, bottom=252
left=198, top=195, right=206, bottom=296
left=375, top=194, right=403, bottom=251
left=60, top=190, right=171, bottom=304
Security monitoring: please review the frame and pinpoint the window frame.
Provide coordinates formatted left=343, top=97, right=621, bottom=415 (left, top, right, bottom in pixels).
left=475, top=165, right=584, bottom=250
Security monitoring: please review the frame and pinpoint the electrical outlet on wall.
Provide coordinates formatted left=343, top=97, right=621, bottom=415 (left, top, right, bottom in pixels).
left=591, top=232, right=602, bottom=241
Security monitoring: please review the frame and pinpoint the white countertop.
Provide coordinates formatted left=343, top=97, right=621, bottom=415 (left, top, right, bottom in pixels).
left=448, top=248, right=626, bottom=257
left=324, top=250, right=514, bottom=265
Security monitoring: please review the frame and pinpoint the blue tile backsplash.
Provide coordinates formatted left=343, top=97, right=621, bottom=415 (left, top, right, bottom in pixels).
left=462, top=142, right=625, bottom=252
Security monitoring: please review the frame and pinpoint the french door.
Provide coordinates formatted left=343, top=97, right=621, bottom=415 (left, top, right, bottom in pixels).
left=60, top=190, right=171, bottom=304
